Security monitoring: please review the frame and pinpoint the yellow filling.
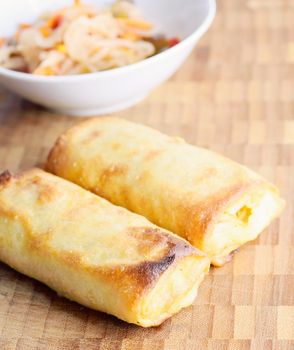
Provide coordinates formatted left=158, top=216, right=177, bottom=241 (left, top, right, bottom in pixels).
left=236, top=205, right=252, bottom=224
left=201, top=188, right=283, bottom=265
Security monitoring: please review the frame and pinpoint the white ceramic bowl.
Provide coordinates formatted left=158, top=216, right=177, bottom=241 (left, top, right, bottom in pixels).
left=0, top=0, right=216, bottom=116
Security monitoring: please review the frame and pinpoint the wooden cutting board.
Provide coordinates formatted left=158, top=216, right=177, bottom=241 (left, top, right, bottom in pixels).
left=0, top=1, right=293, bottom=349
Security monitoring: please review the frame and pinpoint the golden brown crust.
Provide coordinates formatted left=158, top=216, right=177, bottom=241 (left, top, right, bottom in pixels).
left=0, top=168, right=209, bottom=325
left=179, top=181, right=261, bottom=244
left=46, top=135, right=68, bottom=173
left=46, top=117, right=285, bottom=265
left=0, top=170, right=12, bottom=186
left=51, top=225, right=199, bottom=305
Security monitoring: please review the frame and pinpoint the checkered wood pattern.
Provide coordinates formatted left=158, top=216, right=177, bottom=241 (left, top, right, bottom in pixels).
left=0, top=0, right=293, bottom=349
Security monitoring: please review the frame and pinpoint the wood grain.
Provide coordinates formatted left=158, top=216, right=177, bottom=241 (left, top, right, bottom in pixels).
left=0, top=0, right=293, bottom=349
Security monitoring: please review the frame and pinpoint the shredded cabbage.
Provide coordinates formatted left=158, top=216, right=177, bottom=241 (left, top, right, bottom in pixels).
left=0, top=1, right=159, bottom=75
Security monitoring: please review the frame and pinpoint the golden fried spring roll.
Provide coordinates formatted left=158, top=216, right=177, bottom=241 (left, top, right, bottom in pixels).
left=0, top=168, right=209, bottom=327
left=46, top=118, right=285, bottom=266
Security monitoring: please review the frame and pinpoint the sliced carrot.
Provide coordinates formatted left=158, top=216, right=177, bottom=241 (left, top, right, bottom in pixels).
left=0, top=38, right=5, bottom=47
left=39, top=26, right=51, bottom=38
left=121, top=18, right=152, bottom=30
left=43, top=67, right=54, bottom=75
left=34, top=66, right=54, bottom=75
left=120, top=32, right=140, bottom=41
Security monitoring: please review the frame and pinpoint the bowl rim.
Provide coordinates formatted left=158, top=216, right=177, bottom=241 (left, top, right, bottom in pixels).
left=0, top=0, right=216, bottom=83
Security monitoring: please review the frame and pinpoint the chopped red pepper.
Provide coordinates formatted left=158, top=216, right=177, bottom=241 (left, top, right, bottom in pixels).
left=49, top=15, right=63, bottom=30
left=168, top=37, right=180, bottom=48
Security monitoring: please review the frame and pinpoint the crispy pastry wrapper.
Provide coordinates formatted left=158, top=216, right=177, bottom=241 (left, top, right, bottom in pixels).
left=46, top=118, right=285, bottom=266
left=0, top=168, right=209, bottom=327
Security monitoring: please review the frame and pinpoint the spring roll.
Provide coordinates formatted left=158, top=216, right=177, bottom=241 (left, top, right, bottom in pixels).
left=0, top=168, right=209, bottom=327
left=46, top=118, right=285, bottom=266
